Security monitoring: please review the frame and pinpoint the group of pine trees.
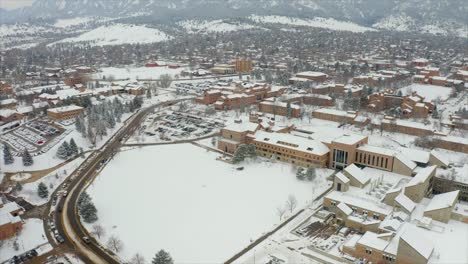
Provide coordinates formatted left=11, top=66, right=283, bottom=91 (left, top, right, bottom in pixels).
left=74, top=97, right=142, bottom=145
left=296, top=167, right=317, bottom=181
left=37, top=182, right=49, bottom=198
left=56, top=138, right=79, bottom=160
left=232, top=144, right=257, bottom=164
left=3, top=144, right=34, bottom=166
left=78, top=192, right=98, bottom=223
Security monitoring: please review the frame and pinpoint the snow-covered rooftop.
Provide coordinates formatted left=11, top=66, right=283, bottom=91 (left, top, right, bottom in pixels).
left=343, top=164, right=370, bottom=185
left=424, top=190, right=459, bottom=212
left=395, top=193, right=416, bottom=213
left=253, top=131, right=330, bottom=156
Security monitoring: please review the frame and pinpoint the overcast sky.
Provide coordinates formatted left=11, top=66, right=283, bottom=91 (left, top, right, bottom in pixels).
left=0, top=0, right=34, bottom=10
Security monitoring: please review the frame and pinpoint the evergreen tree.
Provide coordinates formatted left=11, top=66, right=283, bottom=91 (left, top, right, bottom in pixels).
left=22, top=149, right=33, bottom=166
left=15, top=182, right=23, bottom=192
left=78, top=192, right=98, bottom=223
left=306, top=168, right=316, bottom=181
left=63, top=141, right=72, bottom=157
left=75, top=116, right=82, bottom=132
left=56, top=141, right=69, bottom=159
left=152, top=250, right=173, bottom=264
left=146, top=89, right=152, bottom=99
left=296, top=168, right=305, bottom=181
left=37, top=182, right=48, bottom=198
left=69, top=138, right=79, bottom=156
left=286, top=102, right=292, bottom=118
left=3, top=144, right=14, bottom=165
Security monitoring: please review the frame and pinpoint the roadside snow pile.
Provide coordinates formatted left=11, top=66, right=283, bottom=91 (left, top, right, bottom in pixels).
left=54, top=24, right=171, bottom=46
left=249, top=15, right=376, bottom=33
left=179, top=20, right=259, bottom=33
left=0, top=218, right=50, bottom=263
left=87, top=144, right=332, bottom=263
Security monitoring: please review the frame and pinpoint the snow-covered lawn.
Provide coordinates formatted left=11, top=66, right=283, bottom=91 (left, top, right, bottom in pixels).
left=399, top=84, right=453, bottom=101
left=93, top=66, right=187, bottom=80
left=249, top=15, right=376, bottom=33
left=87, top=143, right=332, bottom=263
left=0, top=218, right=50, bottom=263
left=53, top=23, right=171, bottom=46
left=17, top=154, right=89, bottom=206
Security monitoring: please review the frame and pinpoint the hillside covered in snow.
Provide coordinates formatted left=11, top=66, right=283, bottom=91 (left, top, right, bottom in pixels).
left=52, top=24, right=171, bottom=47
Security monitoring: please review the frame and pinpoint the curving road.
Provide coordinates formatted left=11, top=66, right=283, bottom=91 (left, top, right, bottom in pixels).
left=52, top=99, right=191, bottom=264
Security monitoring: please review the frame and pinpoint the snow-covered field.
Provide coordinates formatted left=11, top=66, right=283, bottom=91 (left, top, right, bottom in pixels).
left=178, top=19, right=260, bottom=33
left=93, top=66, right=187, bottom=80
left=399, top=84, right=453, bottom=101
left=54, top=17, right=98, bottom=28
left=54, top=23, right=171, bottom=46
left=0, top=218, right=50, bottom=263
left=249, top=15, right=376, bottom=33
left=87, top=143, right=332, bottom=263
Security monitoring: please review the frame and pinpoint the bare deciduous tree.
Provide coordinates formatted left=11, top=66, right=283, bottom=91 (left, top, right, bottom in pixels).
left=107, top=236, right=124, bottom=253
left=159, top=74, right=173, bottom=88
left=92, top=224, right=105, bottom=239
left=130, top=253, right=146, bottom=264
left=286, top=194, right=298, bottom=213
left=277, top=206, right=286, bottom=221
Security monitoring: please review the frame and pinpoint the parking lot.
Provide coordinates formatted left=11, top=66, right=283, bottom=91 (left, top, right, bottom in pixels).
left=137, top=111, right=223, bottom=142
left=0, top=120, right=68, bottom=156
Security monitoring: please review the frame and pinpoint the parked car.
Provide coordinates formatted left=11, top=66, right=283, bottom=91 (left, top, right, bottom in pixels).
left=82, top=236, right=91, bottom=244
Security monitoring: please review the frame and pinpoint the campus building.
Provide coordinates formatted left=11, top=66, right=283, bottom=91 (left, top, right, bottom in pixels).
left=234, top=58, right=253, bottom=73
left=196, top=82, right=285, bottom=110
left=258, top=100, right=301, bottom=118
left=47, top=104, right=85, bottom=120
left=0, top=201, right=24, bottom=240
left=289, top=71, right=328, bottom=84
left=325, top=163, right=467, bottom=264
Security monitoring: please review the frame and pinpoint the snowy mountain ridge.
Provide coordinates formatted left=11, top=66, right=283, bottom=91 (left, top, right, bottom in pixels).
left=0, top=0, right=466, bottom=37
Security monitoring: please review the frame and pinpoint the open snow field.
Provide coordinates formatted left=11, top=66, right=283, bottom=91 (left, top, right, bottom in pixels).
left=87, top=143, right=332, bottom=263
left=399, top=84, right=453, bottom=101
left=93, top=66, right=186, bottom=80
